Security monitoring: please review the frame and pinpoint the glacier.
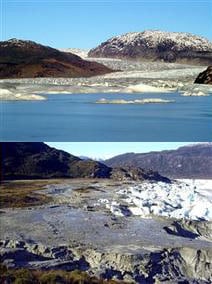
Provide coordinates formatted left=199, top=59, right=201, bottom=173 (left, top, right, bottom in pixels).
left=0, top=59, right=211, bottom=100
left=97, top=179, right=212, bottom=221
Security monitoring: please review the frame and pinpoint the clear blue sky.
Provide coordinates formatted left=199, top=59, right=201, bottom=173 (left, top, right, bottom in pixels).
left=46, top=142, right=197, bottom=159
left=1, top=0, right=212, bottom=49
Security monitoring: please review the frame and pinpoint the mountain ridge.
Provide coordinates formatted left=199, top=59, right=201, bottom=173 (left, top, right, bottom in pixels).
left=88, top=30, right=212, bottom=65
left=0, top=142, right=111, bottom=180
left=0, top=142, right=169, bottom=182
left=0, top=38, right=112, bottom=79
left=105, top=143, right=212, bottom=179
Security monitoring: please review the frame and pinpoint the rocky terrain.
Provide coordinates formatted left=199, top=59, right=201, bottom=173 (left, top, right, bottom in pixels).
left=0, top=179, right=211, bottom=283
left=0, top=39, right=112, bottom=79
left=88, top=30, right=212, bottom=65
left=195, top=66, right=212, bottom=84
left=1, top=142, right=168, bottom=182
left=110, top=166, right=170, bottom=183
left=105, top=143, right=212, bottom=179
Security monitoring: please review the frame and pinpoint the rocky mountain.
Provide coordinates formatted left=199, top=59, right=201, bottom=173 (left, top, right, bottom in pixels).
left=0, top=39, right=112, bottom=79
left=0, top=142, right=111, bottom=180
left=0, top=142, right=169, bottom=182
left=88, top=30, right=212, bottom=65
left=195, top=66, right=212, bottom=84
left=111, top=166, right=170, bottom=182
left=105, top=143, right=212, bottom=179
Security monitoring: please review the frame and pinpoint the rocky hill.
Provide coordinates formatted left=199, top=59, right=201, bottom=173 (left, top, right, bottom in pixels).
left=105, top=143, right=212, bottom=179
left=195, top=66, right=212, bottom=84
left=111, top=166, right=170, bottom=182
left=0, top=142, right=111, bottom=180
left=0, top=39, right=112, bottom=79
left=88, top=30, right=212, bottom=65
left=0, top=142, right=169, bottom=182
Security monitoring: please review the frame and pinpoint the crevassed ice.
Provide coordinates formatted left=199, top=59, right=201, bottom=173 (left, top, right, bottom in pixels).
left=102, top=180, right=212, bottom=221
left=0, top=61, right=210, bottom=99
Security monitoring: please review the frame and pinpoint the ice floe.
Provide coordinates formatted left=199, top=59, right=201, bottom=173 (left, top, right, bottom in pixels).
left=124, top=82, right=173, bottom=93
left=181, top=91, right=209, bottom=97
left=95, top=98, right=175, bottom=104
left=0, top=88, right=46, bottom=100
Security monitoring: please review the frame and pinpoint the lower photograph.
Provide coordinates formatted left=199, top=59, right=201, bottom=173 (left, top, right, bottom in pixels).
left=0, top=142, right=212, bottom=284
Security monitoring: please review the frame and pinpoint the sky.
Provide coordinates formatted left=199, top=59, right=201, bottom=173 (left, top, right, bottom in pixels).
left=1, top=0, right=212, bottom=49
left=46, top=142, right=197, bottom=159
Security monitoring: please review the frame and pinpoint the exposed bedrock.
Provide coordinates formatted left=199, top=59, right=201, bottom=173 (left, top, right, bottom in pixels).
left=1, top=240, right=211, bottom=283
left=164, top=220, right=212, bottom=240
left=195, top=66, right=212, bottom=84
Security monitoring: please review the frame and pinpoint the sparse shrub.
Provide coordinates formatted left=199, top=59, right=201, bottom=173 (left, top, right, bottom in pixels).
left=0, top=266, right=127, bottom=284
left=39, top=271, right=65, bottom=284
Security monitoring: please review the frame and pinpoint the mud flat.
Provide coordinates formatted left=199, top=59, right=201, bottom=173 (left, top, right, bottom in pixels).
left=0, top=179, right=212, bottom=283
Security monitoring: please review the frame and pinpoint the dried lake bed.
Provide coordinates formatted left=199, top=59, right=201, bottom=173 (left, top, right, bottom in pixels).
left=0, top=179, right=212, bottom=283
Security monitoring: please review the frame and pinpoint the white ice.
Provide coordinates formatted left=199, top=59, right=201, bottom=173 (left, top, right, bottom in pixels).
left=95, top=98, right=174, bottom=104
left=99, top=180, right=212, bottom=221
left=0, top=88, right=46, bottom=100
left=124, top=83, right=173, bottom=93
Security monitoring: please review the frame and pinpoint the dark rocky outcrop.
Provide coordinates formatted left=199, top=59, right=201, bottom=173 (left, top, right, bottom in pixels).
left=110, top=166, right=170, bottom=183
left=194, top=66, right=212, bottom=84
left=0, top=142, right=112, bottom=180
left=164, top=220, right=212, bottom=240
left=0, top=39, right=112, bottom=79
left=88, top=30, right=212, bottom=65
left=105, top=143, right=212, bottom=179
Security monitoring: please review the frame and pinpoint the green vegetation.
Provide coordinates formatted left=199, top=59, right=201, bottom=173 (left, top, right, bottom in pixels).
left=0, top=180, right=55, bottom=208
left=0, top=265, right=128, bottom=284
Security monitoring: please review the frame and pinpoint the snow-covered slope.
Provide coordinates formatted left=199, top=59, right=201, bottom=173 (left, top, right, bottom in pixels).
left=89, top=30, right=212, bottom=65
left=59, top=48, right=88, bottom=59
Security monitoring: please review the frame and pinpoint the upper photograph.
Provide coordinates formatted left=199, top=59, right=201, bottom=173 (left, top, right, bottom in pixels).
left=0, top=0, right=212, bottom=141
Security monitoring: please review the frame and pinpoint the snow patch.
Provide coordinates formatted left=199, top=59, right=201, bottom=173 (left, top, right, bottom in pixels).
left=59, top=48, right=88, bottom=59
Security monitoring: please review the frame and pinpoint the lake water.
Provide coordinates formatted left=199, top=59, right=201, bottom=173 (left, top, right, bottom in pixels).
left=1, top=92, right=211, bottom=141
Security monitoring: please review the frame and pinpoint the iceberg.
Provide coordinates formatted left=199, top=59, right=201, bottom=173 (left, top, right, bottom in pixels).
left=0, top=88, right=46, bottom=100
left=95, top=98, right=175, bottom=104
left=125, top=82, right=174, bottom=93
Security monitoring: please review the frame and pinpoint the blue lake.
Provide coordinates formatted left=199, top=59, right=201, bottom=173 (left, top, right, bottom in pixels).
left=1, top=93, right=211, bottom=141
